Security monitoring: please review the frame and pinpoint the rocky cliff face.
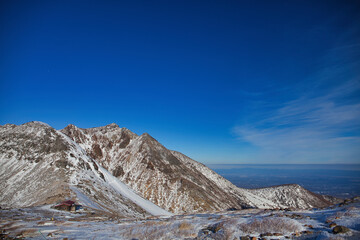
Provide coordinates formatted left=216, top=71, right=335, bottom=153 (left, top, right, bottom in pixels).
left=0, top=122, right=168, bottom=218
left=61, top=123, right=333, bottom=213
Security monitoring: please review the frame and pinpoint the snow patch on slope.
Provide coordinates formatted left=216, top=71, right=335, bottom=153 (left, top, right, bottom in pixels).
left=58, top=130, right=171, bottom=216
left=98, top=164, right=172, bottom=216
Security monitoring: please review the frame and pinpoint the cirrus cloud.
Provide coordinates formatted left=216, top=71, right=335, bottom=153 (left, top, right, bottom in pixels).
left=234, top=45, right=360, bottom=163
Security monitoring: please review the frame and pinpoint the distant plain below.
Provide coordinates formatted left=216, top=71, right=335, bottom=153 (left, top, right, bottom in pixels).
left=208, top=164, right=360, bottom=199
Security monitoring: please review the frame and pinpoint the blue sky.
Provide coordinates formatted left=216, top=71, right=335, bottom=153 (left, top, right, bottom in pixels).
left=1, top=0, right=359, bottom=164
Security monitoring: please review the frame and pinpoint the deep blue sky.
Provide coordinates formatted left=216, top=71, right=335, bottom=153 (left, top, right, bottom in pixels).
left=1, top=0, right=360, bottom=164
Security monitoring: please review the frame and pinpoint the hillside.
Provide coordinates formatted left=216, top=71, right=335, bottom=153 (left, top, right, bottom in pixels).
left=61, top=123, right=333, bottom=213
left=0, top=121, right=335, bottom=217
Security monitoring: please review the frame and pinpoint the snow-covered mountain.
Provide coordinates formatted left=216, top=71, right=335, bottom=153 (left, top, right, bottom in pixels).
left=61, top=124, right=247, bottom=213
left=0, top=121, right=334, bottom=216
left=248, top=184, right=332, bottom=209
left=0, top=122, right=170, bottom=217
left=61, top=123, right=333, bottom=213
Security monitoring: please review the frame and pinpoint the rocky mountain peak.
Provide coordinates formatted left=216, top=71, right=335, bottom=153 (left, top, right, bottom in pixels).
left=87, top=123, right=120, bottom=133
left=137, top=132, right=158, bottom=144
left=63, top=123, right=121, bottom=134
left=0, top=123, right=17, bottom=129
left=64, top=123, right=77, bottom=129
left=23, top=121, right=52, bottom=128
left=106, top=123, right=119, bottom=128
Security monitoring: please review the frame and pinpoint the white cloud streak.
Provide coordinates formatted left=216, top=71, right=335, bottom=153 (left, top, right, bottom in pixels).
left=234, top=46, right=360, bottom=163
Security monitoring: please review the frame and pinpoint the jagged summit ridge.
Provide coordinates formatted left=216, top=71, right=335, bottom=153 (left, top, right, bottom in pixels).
left=61, top=122, right=334, bottom=213
left=61, top=124, right=244, bottom=213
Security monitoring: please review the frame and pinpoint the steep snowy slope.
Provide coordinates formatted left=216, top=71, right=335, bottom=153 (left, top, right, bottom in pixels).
left=62, top=124, right=333, bottom=213
left=97, top=164, right=171, bottom=216
left=0, top=122, right=170, bottom=217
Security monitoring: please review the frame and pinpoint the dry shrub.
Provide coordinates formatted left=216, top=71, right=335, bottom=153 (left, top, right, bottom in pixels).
left=175, top=221, right=196, bottom=238
left=344, top=207, right=359, bottom=217
left=1, top=222, right=15, bottom=228
left=178, top=221, right=192, bottom=230
left=3, top=224, right=26, bottom=233
left=199, top=221, right=237, bottom=240
left=37, top=221, right=48, bottom=225
left=143, top=220, right=166, bottom=226
left=239, top=217, right=301, bottom=234
left=121, top=220, right=197, bottom=240
left=221, top=218, right=237, bottom=226
left=218, top=221, right=236, bottom=240
left=19, top=228, right=38, bottom=237
left=329, top=237, right=345, bottom=240
left=326, top=209, right=358, bottom=222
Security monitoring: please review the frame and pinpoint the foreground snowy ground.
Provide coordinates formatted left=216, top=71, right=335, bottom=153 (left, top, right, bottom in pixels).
left=1, top=199, right=359, bottom=240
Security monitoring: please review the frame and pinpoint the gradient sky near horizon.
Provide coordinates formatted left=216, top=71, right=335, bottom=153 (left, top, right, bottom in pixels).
left=1, top=0, right=360, bottom=164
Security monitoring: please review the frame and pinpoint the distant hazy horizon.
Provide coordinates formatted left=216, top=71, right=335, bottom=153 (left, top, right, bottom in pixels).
left=208, top=163, right=360, bottom=169
left=209, top=164, right=360, bottom=198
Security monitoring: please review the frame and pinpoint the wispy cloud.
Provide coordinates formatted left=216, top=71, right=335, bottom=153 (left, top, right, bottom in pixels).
left=234, top=45, right=360, bottom=164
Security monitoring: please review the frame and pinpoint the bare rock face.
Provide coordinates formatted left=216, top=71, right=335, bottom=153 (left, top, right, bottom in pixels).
left=61, top=124, right=334, bottom=213
left=61, top=123, right=137, bottom=170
